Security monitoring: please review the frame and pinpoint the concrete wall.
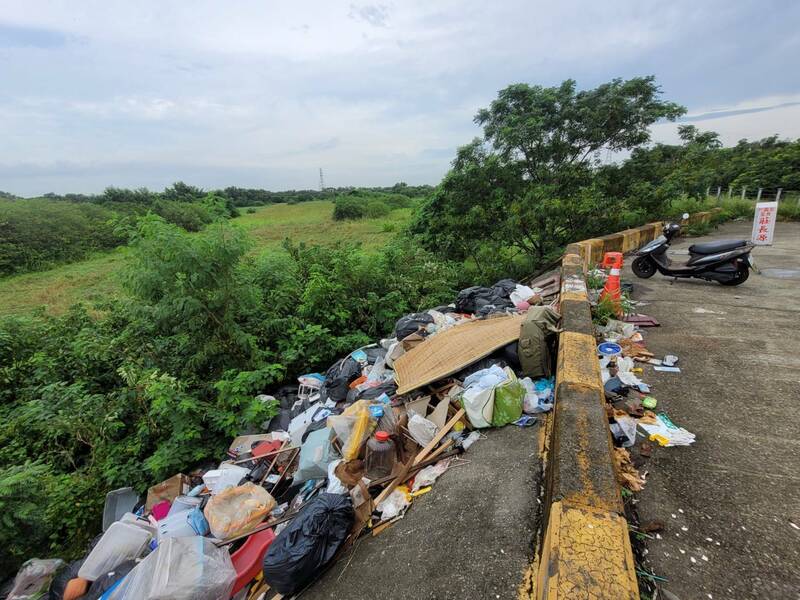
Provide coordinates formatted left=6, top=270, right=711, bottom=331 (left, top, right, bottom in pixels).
left=527, top=210, right=721, bottom=599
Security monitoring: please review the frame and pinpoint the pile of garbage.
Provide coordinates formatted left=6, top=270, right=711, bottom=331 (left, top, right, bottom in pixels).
left=598, top=316, right=695, bottom=493
left=4, top=274, right=561, bottom=600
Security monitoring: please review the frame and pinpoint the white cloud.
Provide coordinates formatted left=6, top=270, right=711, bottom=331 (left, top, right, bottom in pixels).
left=0, top=0, right=798, bottom=195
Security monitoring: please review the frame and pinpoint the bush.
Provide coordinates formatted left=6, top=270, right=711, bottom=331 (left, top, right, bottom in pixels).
left=247, top=207, right=257, bottom=214
left=332, top=197, right=366, bottom=220
left=364, top=200, right=391, bottom=218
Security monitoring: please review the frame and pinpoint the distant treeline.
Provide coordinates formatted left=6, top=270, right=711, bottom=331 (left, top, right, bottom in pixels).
left=0, top=181, right=433, bottom=276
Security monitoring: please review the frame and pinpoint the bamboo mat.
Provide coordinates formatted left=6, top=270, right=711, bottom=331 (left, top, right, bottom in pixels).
left=394, top=313, right=525, bottom=394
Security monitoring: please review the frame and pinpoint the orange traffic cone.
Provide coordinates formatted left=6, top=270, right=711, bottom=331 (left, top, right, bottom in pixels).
left=600, top=252, right=623, bottom=313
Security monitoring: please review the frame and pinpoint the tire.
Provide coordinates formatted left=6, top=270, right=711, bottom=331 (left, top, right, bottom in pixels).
left=720, top=263, right=750, bottom=286
left=632, top=256, right=657, bottom=279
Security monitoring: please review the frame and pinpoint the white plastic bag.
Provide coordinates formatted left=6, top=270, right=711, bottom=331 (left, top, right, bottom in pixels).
left=461, top=385, right=494, bottom=428
left=411, top=458, right=451, bottom=492
left=376, top=488, right=410, bottom=520
left=109, top=537, right=236, bottom=600
left=408, top=414, right=438, bottom=446
left=202, top=464, right=249, bottom=495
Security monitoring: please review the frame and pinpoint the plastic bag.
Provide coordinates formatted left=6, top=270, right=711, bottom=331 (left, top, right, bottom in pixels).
left=78, top=521, right=151, bottom=581
left=407, top=414, right=438, bottom=446
left=295, top=427, right=339, bottom=483
left=203, top=482, right=276, bottom=540
left=322, top=357, right=362, bottom=403
left=7, top=558, right=65, bottom=600
left=376, top=486, right=410, bottom=520
left=325, top=459, right=349, bottom=495
left=492, top=368, right=524, bottom=426
left=327, top=400, right=374, bottom=461
left=109, top=537, right=235, bottom=600
left=411, top=459, right=451, bottom=492
left=394, top=312, right=434, bottom=340
left=610, top=416, right=637, bottom=447
left=461, top=385, right=494, bottom=428
left=202, top=464, right=249, bottom=495
left=262, top=493, right=354, bottom=596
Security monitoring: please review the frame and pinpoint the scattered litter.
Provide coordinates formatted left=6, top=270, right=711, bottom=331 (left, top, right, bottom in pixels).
left=654, top=366, right=681, bottom=373
left=639, top=413, right=696, bottom=446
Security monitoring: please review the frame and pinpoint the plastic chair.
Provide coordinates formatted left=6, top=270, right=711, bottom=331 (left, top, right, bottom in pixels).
left=229, top=528, right=276, bottom=597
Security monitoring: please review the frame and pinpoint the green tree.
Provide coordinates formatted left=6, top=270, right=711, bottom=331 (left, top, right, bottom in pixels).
left=413, top=76, right=685, bottom=269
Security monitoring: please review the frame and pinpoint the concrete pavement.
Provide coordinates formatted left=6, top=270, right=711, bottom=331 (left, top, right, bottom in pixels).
left=626, top=220, right=800, bottom=599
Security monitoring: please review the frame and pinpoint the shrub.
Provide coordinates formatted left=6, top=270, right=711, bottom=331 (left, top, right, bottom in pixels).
left=332, top=197, right=365, bottom=220
left=364, top=199, right=391, bottom=218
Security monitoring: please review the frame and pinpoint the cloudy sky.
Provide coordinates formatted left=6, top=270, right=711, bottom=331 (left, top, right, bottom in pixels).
left=1, top=1, right=799, bottom=196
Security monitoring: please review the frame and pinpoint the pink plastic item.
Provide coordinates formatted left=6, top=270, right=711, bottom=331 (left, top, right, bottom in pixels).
left=151, top=500, right=171, bottom=521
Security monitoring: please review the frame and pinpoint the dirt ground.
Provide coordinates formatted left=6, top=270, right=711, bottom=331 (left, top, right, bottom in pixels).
left=627, top=220, right=800, bottom=599
left=300, top=424, right=542, bottom=600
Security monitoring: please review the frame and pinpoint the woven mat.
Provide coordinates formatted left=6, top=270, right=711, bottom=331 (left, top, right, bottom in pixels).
left=394, top=313, right=525, bottom=395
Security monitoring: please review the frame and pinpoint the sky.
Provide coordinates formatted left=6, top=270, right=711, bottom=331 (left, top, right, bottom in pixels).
left=1, top=0, right=799, bottom=196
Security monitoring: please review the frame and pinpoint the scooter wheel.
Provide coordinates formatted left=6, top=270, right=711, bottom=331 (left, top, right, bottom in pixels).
left=632, top=256, right=657, bottom=279
left=720, top=263, right=750, bottom=286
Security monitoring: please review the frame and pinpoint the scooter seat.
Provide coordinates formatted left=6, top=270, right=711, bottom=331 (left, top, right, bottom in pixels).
left=688, top=239, right=746, bottom=255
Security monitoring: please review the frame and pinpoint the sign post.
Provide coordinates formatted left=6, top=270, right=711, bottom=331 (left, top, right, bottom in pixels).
left=751, top=201, right=778, bottom=245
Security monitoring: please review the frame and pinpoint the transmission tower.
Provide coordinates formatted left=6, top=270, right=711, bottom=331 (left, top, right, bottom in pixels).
left=319, top=168, right=325, bottom=191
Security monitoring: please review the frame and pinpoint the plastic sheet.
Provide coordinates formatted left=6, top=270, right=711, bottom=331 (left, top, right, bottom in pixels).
left=203, top=482, right=276, bottom=540
left=407, top=414, right=438, bottom=446
left=7, top=558, right=65, bottom=600
left=109, top=537, right=235, bottom=600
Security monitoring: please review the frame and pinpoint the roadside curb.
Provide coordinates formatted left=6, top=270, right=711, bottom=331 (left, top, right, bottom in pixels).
left=523, top=210, right=726, bottom=599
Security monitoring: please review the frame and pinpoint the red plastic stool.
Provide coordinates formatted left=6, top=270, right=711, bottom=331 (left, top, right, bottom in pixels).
left=230, top=527, right=276, bottom=597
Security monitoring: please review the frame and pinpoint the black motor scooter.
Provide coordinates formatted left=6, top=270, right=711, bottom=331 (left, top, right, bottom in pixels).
left=632, top=213, right=755, bottom=286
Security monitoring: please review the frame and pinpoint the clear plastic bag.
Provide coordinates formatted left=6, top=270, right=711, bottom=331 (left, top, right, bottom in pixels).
left=327, top=400, right=375, bottom=461
left=8, top=558, right=65, bottom=599
left=109, top=537, right=235, bottom=600
left=203, top=482, right=276, bottom=540
left=78, top=521, right=152, bottom=581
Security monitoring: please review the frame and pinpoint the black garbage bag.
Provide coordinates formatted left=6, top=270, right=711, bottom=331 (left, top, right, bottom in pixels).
left=393, top=312, right=434, bottom=340
left=262, top=493, right=355, bottom=596
left=362, top=345, right=388, bottom=364
left=491, top=278, right=518, bottom=298
left=455, top=286, right=514, bottom=314
left=356, top=381, right=397, bottom=401
left=49, top=559, right=82, bottom=600
left=321, top=358, right=362, bottom=403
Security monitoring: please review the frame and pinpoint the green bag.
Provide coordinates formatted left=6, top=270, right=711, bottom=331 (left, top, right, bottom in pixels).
left=491, top=368, right=524, bottom=427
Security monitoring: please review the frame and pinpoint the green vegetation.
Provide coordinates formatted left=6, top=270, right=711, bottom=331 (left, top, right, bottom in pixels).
left=0, top=217, right=457, bottom=573
left=0, top=200, right=414, bottom=316
left=2, top=75, right=800, bottom=574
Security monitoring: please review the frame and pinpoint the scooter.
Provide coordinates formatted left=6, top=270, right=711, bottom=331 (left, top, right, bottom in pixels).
left=632, top=213, right=755, bottom=286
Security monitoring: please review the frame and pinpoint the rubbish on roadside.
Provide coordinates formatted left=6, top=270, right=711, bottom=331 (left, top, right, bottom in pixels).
left=408, top=413, right=439, bottom=446
left=145, top=474, right=190, bottom=511
left=622, top=314, right=661, bottom=327
left=109, top=536, right=236, bottom=600
left=598, top=342, right=622, bottom=357
left=364, top=430, right=397, bottom=480
left=654, top=366, right=681, bottom=373
left=84, top=559, right=137, bottom=600
left=394, top=312, right=435, bottom=340
left=376, top=486, right=411, bottom=520
left=638, top=413, right=695, bottom=447
left=610, top=415, right=637, bottom=447
left=262, top=493, right=355, bottom=596
left=394, top=313, right=526, bottom=394
left=613, top=447, right=646, bottom=491
left=461, top=430, right=481, bottom=450
left=202, top=464, right=250, bottom=495
left=514, top=414, right=538, bottom=427
left=518, top=306, right=560, bottom=378
left=520, top=377, right=554, bottom=413
left=642, top=396, right=657, bottom=410
left=7, top=558, right=66, bottom=600
left=204, top=483, right=276, bottom=540
left=491, top=368, right=524, bottom=426
left=663, top=355, right=679, bottom=367
left=294, top=427, right=338, bottom=482
left=411, top=458, right=452, bottom=492
left=78, top=521, right=152, bottom=581
left=102, top=487, right=140, bottom=532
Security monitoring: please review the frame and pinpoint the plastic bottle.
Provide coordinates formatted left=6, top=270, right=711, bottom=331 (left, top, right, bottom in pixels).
left=365, top=431, right=396, bottom=480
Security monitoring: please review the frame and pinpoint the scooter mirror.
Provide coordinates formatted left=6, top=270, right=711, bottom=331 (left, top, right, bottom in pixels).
left=682, top=212, right=690, bottom=220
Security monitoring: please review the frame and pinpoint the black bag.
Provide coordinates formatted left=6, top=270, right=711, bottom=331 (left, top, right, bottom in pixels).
left=454, top=286, right=514, bottom=314
left=262, top=493, right=355, bottom=595
left=491, top=278, right=518, bottom=298
left=393, top=312, right=434, bottom=340
left=321, top=358, right=362, bottom=403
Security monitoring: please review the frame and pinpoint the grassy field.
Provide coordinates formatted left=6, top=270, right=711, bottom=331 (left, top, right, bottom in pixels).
left=0, top=200, right=414, bottom=316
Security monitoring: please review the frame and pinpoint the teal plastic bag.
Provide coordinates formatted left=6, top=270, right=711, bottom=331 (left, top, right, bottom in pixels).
left=491, top=368, right=524, bottom=427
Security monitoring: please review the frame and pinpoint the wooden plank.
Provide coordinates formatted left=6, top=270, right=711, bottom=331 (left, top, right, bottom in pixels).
left=413, top=408, right=465, bottom=466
